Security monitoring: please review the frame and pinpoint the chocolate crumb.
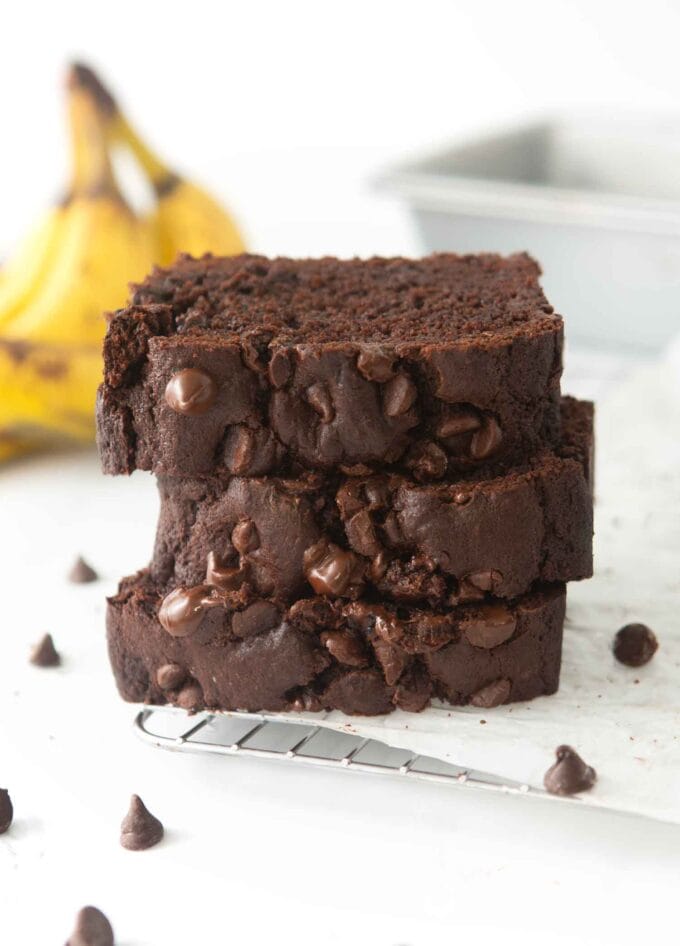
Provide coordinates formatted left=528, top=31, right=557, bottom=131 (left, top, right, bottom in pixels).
left=613, top=623, right=658, bottom=667
left=120, top=794, right=164, bottom=851
left=543, top=745, right=596, bottom=796
left=30, top=633, right=61, bottom=667
left=66, top=905, right=114, bottom=946
left=0, top=788, right=13, bottom=833
left=68, top=556, right=98, bottom=583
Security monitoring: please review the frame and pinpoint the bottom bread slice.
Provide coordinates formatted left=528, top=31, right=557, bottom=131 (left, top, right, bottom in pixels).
left=107, top=571, right=566, bottom=716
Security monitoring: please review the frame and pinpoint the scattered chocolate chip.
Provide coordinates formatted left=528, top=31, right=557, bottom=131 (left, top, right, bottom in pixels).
left=268, top=349, right=292, bottom=387
left=29, top=632, right=61, bottom=667
left=0, top=788, right=13, bottom=833
left=120, top=794, right=164, bottom=851
left=383, top=373, right=417, bottom=417
left=469, top=678, right=511, bottom=708
left=222, top=425, right=282, bottom=476
left=66, top=906, right=114, bottom=946
left=321, top=630, right=369, bottom=667
left=356, top=347, right=395, bottom=382
left=306, top=382, right=335, bottom=423
left=436, top=406, right=480, bottom=439
left=405, top=441, right=447, bottom=481
left=231, top=519, right=260, bottom=555
left=470, top=415, right=502, bottom=460
left=613, top=623, right=658, bottom=667
left=543, top=745, right=596, bottom=796
left=68, top=556, right=98, bottom=583
left=369, top=550, right=390, bottom=582
left=303, top=539, right=364, bottom=598
left=164, top=367, right=217, bottom=416
left=223, top=425, right=254, bottom=474
left=462, top=603, right=517, bottom=648
left=464, top=569, right=503, bottom=592
left=176, top=681, right=204, bottom=712
left=156, top=663, right=186, bottom=691
left=158, top=585, right=212, bottom=637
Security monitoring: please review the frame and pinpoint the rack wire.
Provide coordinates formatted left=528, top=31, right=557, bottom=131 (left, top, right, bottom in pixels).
left=135, top=707, right=552, bottom=799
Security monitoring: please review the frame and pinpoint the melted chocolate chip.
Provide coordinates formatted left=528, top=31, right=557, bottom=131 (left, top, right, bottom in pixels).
left=470, top=415, right=502, bottom=460
left=231, top=519, right=260, bottom=555
left=158, top=585, right=212, bottom=637
left=176, top=681, right=204, bottom=712
left=383, top=373, right=417, bottom=417
left=303, top=539, right=364, bottom=598
left=120, top=794, right=164, bottom=851
left=164, top=367, right=217, bottom=416
left=0, top=788, right=13, bottom=834
left=613, top=623, right=658, bottom=667
left=469, top=678, right=511, bottom=708
left=306, top=382, right=335, bottom=423
left=356, top=347, right=395, bottom=382
left=372, top=638, right=409, bottom=686
left=436, top=406, right=480, bottom=439
left=68, top=556, right=98, bottom=583
left=462, top=603, right=517, bottom=648
left=346, top=509, right=381, bottom=557
left=223, top=425, right=254, bottom=474
left=66, top=906, right=114, bottom=946
left=464, top=569, right=503, bottom=592
left=205, top=552, right=248, bottom=592
left=156, top=663, right=186, bottom=690
left=30, top=633, right=61, bottom=667
left=543, top=745, right=596, bottom=796
left=321, top=630, right=369, bottom=667
left=406, top=440, right=448, bottom=481
left=268, top=349, right=292, bottom=387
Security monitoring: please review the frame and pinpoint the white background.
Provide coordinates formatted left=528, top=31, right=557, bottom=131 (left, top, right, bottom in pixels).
left=2, top=2, right=680, bottom=944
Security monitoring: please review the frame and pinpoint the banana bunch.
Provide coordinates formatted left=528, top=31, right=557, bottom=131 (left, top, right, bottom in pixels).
left=0, top=63, right=245, bottom=462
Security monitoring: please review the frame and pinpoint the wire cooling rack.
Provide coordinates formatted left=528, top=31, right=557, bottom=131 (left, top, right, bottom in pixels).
left=135, top=707, right=552, bottom=799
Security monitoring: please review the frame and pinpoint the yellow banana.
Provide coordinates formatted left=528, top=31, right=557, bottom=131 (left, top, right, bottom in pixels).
left=4, top=82, right=156, bottom=346
left=0, top=339, right=101, bottom=440
left=71, top=62, right=245, bottom=265
left=0, top=205, right=67, bottom=328
left=0, top=431, right=36, bottom=464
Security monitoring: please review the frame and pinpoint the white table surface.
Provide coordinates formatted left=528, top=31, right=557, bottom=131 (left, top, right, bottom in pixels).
left=1, top=148, right=679, bottom=946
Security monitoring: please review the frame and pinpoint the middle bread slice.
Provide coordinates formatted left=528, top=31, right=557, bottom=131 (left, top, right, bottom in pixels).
left=151, top=397, right=593, bottom=609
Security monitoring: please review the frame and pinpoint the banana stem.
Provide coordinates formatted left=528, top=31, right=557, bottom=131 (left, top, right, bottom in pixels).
left=66, top=84, right=119, bottom=199
left=69, top=62, right=180, bottom=195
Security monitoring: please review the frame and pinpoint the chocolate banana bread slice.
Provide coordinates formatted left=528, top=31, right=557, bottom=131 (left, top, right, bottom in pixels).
left=151, top=398, right=592, bottom=607
left=107, top=569, right=566, bottom=716
left=97, top=252, right=563, bottom=477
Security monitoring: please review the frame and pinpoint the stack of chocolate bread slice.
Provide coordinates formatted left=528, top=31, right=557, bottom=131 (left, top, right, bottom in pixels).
left=98, top=253, right=593, bottom=716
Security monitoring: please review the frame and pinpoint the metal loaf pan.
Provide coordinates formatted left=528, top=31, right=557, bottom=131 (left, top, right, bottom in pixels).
left=377, top=113, right=680, bottom=352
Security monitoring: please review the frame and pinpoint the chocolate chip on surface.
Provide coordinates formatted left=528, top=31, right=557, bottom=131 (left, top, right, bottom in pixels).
left=158, top=585, right=212, bottom=637
left=268, top=349, right=292, bottom=387
left=470, top=415, right=502, bottom=460
left=383, top=373, right=417, bottom=417
left=66, top=905, right=114, bottom=946
left=176, top=681, right=204, bottom=712
left=436, top=406, right=480, bottom=439
left=164, top=367, right=217, bottom=415
left=356, top=347, right=395, bottom=382
left=68, top=556, right=98, bottom=583
left=303, top=538, right=364, bottom=598
left=30, top=633, right=61, bottom=667
left=469, top=678, right=511, bottom=708
left=0, top=788, right=13, bottom=834
left=306, top=382, right=335, bottom=423
left=543, top=745, right=596, bottom=796
left=405, top=441, right=447, bottom=481
left=462, top=603, right=517, bottom=648
left=231, top=519, right=260, bottom=555
left=120, top=794, right=164, bottom=851
left=205, top=552, right=248, bottom=592
left=321, top=630, right=369, bottom=667
left=222, top=425, right=254, bottom=474
left=613, top=623, right=658, bottom=667
left=156, top=663, right=186, bottom=691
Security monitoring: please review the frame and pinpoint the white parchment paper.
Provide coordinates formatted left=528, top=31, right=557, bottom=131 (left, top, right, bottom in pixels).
left=291, top=360, right=680, bottom=823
